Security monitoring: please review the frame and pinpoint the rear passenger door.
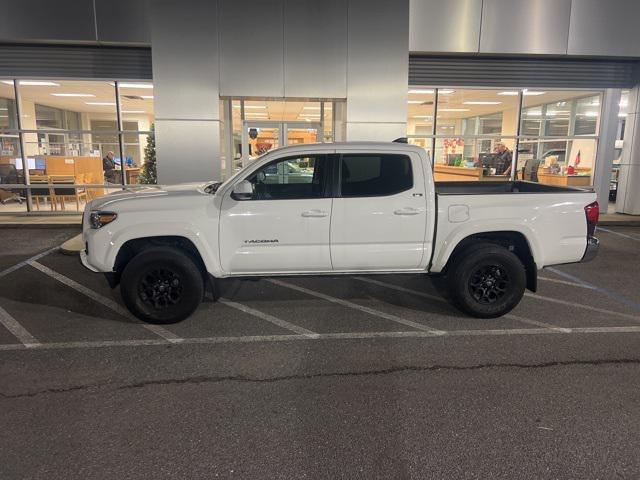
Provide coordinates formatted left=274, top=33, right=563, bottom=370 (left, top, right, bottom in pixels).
left=330, top=151, right=427, bottom=271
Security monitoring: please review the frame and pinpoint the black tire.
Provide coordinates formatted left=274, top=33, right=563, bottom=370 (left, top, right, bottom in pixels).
left=446, top=243, right=526, bottom=318
left=120, top=246, right=204, bottom=324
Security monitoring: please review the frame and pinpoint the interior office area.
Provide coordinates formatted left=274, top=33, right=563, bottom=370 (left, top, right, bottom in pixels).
left=407, top=87, right=607, bottom=187
left=0, top=79, right=154, bottom=212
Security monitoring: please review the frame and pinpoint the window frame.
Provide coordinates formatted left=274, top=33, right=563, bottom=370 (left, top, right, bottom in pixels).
left=235, top=153, right=334, bottom=201
left=336, top=153, right=414, bottom=198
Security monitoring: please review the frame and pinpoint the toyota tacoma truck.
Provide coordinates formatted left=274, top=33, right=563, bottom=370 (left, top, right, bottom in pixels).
left=81, top=142, right=599, bottom=324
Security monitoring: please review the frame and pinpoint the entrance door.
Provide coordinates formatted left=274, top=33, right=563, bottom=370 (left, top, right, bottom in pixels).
left=242, top=121, right=321, bottom=165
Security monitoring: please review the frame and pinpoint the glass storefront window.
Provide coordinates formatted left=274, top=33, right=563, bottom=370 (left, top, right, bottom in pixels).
left=0, top=80, right=19, bottom=129
left=408, top=87, right=603, bottom=185
left=407, top=88, right=435, bottom=136
left=0, top=79, right=156, bottom=213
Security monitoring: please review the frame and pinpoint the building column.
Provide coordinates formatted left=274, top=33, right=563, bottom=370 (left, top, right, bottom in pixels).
left=616, top=86, right=640, bottom=214
left=150, top=0, right=221, bottom=185
left=345, top=0, right=409, bottom=141
left=593, top=89, right=621, bottom=209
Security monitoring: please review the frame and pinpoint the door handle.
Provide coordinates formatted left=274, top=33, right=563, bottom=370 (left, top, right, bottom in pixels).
left=301, top=209, right=328, bottom=218
left=394, top=207, right=421, bottom=216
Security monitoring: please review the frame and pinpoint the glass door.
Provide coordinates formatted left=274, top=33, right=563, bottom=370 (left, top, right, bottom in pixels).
left=285, top=122, right=321, bottom=146
left=241, top=121, right=321, bottom=166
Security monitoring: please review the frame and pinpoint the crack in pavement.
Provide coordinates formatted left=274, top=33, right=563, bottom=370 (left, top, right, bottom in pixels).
left=2, top=358, right=640, bottom=399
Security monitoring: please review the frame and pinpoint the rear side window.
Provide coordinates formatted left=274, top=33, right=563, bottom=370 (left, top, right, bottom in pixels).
left=340, top=154, right=413, bottom=197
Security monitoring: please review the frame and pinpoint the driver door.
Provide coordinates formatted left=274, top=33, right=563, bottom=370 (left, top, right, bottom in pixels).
left=219, top=154, right=333, bottom=274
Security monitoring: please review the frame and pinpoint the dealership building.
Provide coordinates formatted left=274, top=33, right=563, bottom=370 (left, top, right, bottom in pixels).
left=0, top=0, right=639, bottom=214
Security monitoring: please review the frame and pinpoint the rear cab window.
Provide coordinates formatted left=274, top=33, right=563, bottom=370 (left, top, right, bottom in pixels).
left=340, top=154, right=413, bottom=197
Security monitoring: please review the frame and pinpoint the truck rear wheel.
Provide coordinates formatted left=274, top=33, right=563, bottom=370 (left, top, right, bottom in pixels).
left=120, top=247, right=204, bottom=324
left=446, top=243, right=526, bottom=318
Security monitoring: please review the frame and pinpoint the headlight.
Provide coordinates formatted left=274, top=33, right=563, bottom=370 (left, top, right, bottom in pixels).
left=89, top=211, right=118, bottom=229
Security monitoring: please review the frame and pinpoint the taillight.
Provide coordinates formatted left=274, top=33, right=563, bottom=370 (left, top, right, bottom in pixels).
left=584, top=201, right=599, bottom=238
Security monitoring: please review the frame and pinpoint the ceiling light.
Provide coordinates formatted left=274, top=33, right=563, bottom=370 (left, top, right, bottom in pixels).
left=523, top=91, right=546, bottom=96
left=439, top=89, right=455, bottom=94
left=0, top=115, right=7, bottom=118
left=439, top=108, right=470, bottom=112
left=499, top=91, right=519, bottom=96
left=409, top=89, right=434, bottom=94
left=141, top=95, right=154, bottom=99
left=619, top=99, right=628, bottom=107
left=0, top=107, right=7, bottom=110
left=2, top=80, right=60, bottom=86
left=619, top=113, right=627, bottom=117
left=85, top=102, right=116, bottom=106
left=526, top=110, right=542, bottom=116
left=463, top=101, right=501, bottom=105
left=51, top=93, right=95, bottom=97
left=413, top=115, right=433, bottom=118
left=110, top=82, right=153, bottom=89
left=302, top=106, right=321, bottom=110
left=583, top=111, right=598, bottom=117
left=408, top=100, right=425, bottom=104
left=122, top=110, right=145, bottom=114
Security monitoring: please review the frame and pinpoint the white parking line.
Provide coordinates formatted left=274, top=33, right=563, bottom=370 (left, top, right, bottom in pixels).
left=27, top=260, right=183, bottom=344
left=0, top=246, right=59, bottom=279
left=2, top=325, right=640, bottom=352
left=354, top=276, right=568, bottom=332
left=0, top=305, right=41, bottom=348
left=219, top=299, right=318, bottom=337
left=268, top=278, right=446, bottom=334
left=598, top=227, right=640, bottom=242
left=524, top=292, right=640, bottom=323
left=538, top=276, right=595, bottom=289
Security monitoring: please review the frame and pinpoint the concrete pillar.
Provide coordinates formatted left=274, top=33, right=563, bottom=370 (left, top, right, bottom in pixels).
left=593, top=89, right=621, bottom=209
left=616, top=86, right=640, bottom=214
left=345, top=0, right=409, bottom=141
left=150, top=0, right=221, bottom=185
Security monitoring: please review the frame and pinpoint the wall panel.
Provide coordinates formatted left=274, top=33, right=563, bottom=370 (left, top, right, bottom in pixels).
left=284, top=0, right=347, bottom=98
left=409, top=0, right=481, bottom=53
left=219, top=0, right=284, bottom=97
left=568, top=0, right=640, bottom=57
left=347, top=0, right=409, bottom=125
left=96, top=0, right=151, bottom=45
left=0, top=0, right=96, bottom=43
left=480, top=0, right=570, bottom=55
left=151, top=0, right=219, bottom=120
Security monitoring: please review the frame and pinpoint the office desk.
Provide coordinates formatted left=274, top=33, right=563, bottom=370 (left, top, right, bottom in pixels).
left=537, top=173, right=591, bottom=187
left=434, top=165, right=510, bottom=182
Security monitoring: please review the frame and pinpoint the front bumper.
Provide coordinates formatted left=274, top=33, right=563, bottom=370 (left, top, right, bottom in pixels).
left=580, top=237, right=599, bottom=262
left=80, top=249, right=99, bottom=272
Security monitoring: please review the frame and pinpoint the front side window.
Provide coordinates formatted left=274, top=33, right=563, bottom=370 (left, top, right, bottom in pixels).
left=247, top=155, right=328, bottom=200
left=341, top=154, right=413, bottom=197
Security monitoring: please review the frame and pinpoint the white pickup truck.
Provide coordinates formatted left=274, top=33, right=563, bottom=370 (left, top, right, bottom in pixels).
left=81, top=142, right=599, bottom=324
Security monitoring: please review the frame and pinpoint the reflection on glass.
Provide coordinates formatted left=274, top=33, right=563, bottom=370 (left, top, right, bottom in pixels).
left=0, top=131, right=26, bottom=212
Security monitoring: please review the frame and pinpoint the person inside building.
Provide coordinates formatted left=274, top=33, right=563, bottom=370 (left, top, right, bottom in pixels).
left=102, top=150, right=117, bottom=183
left=493, top=142, right=513, bottom=176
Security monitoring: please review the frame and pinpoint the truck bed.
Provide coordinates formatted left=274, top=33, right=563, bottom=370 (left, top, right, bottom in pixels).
left=435, top=180, right=592, bottom=195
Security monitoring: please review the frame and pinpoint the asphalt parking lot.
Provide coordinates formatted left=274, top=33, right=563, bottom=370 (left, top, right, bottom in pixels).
left=1, top=226, right=640, bottom=479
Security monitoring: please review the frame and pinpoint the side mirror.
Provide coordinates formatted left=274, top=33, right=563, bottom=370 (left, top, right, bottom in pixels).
left=232, top=180, right=253, bottom=200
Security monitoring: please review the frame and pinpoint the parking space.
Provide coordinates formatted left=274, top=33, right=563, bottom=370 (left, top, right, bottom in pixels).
left=1, top=226, right=640, bottom=479
left=0, top=226, right=639, bottom=349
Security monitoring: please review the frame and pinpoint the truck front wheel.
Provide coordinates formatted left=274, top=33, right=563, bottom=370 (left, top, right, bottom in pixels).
left=446, top=243, right=526, bottom=318
left=120, top=247, right=204, bottom=324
